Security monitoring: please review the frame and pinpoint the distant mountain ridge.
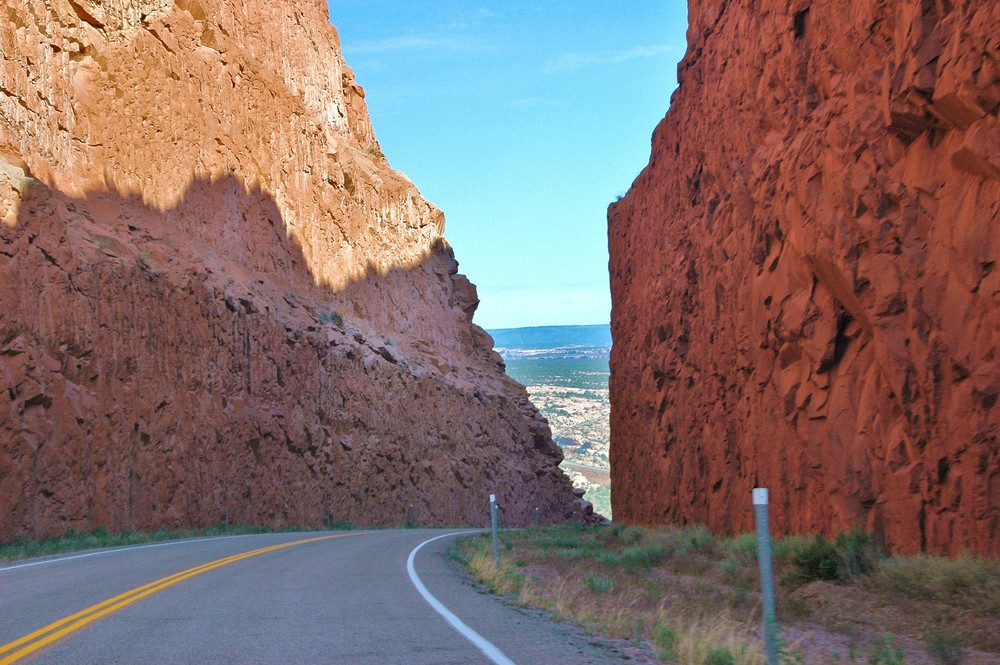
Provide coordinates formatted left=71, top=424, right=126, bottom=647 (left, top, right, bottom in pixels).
left=488, top=324, right=612, bottom=350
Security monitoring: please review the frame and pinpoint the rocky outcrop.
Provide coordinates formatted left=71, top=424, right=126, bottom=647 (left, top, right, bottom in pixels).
left=0, top=0, right=580, bottom=538
left=609, top=0, right=999, bottom=554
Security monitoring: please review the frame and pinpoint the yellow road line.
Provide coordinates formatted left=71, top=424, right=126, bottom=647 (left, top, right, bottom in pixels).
left=0, top=532, right=365, bottom=664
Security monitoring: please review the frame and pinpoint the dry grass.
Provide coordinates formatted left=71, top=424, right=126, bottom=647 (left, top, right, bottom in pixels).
left=454, top=528, right=765, bottom=664
left=452, top=525, right=1000, bottom=664
left=873, top=554, right=1000, bottom=618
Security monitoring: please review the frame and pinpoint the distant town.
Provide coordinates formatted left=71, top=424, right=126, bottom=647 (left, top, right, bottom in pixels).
left=490, top=325, right=612, bottom=518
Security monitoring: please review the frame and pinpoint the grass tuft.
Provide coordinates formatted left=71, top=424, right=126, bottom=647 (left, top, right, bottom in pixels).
left=924, top=629, right=964, bottom=665
left=583, top=574, right=615, bottom=593
left=621, top=543, right=667, bottom=570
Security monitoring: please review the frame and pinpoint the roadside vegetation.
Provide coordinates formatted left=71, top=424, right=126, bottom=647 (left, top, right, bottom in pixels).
left=452, top=524, right=1000, bottom=665
left=0, top=521, right=355, bottom=563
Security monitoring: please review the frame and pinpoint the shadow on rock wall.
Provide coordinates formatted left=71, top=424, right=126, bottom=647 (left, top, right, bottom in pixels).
left=0, top=168, right=577, bottom=539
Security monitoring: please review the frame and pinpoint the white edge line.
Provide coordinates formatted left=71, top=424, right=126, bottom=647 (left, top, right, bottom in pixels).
left=407, top=531, right=517, bottom=665
left=0, top=532, right=294, bottom=573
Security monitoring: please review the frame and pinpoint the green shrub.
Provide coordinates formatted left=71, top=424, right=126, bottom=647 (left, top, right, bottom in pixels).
left=620, top=543, right=667, bottom=570
left=595, top=550, right=622, bottom=566
left=775, top=529, right=877, bottom=583
left=612, top=524, right=643, bottom=545
left=720, top=557, right=742, bottom=575
left=583, top=575, right=615, bottom=593
left=868, top=635, right=905, bottom=665
left=772, top=534, right=815, bottom=563
left=652, top=623, right=678, bottom=661
left=682, top=524, right=714, bottom=552
left=724, top=533, right=759, bottom=559
left=834, top=528, right=876, bottom=579
left=924, top=630, right=963, bottom=665
left=316, top=311, right=343, bottom=327
left=704, top=646, right=737, bottom=665
left=551, top=534, right=585, bottom=548
left=553, top=548, right=599, bottom=560
left=785, top=535, right=840, bottom=584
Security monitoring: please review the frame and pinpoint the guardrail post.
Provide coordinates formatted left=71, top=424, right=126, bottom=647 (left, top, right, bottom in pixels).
left=490, top=494, right=500, bottom=567
left=753, top=488, right=779, bottom=665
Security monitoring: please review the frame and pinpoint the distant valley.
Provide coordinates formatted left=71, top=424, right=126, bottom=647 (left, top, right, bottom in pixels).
left=490, top=325, right=612, bottom=518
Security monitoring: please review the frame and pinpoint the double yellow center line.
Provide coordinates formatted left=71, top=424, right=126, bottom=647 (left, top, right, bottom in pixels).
left=0, top=532, right=364, bottom=664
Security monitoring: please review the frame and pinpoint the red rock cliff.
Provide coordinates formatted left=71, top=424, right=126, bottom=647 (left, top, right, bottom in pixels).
left=609, top=0, right=999, bottom=554
left=0, top=0, right=581, bottom=538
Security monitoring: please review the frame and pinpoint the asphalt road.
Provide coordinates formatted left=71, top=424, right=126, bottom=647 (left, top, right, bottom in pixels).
left=0, top=529, right=638, bottom=664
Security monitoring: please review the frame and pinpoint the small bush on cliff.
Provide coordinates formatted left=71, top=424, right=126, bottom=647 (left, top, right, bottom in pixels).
left=316, top=311, right=343, bottom=327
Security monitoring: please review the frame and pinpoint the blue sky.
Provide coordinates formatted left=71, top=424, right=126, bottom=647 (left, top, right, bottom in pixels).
left=327, top=2, right=688, bottom=329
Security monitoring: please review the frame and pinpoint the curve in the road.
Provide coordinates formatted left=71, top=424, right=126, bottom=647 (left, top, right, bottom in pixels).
left=406, top=531, right=515, bottom=665
left=0, top=532, right=364, bottom=665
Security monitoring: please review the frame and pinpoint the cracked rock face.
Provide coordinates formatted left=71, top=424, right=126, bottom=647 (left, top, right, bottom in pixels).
left=609, top=0, right=999, bottom=554
left=0, top=0, right=580, bottom=538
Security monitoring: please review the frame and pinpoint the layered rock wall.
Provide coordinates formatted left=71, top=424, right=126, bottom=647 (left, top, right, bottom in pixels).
left=0, top=0, right=579, bottom=538
left=609, top=0, right=999, bottom=554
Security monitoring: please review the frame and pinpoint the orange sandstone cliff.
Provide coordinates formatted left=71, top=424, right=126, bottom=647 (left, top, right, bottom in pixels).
left=609, top=0, right=999, bottom=554
left=0, top=0, right=582, bottom=538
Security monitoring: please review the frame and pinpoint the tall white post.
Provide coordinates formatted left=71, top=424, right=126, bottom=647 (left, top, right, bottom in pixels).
left=753, top=488, right=779, bottom=665
left=489, top=494, right=499, bottom=567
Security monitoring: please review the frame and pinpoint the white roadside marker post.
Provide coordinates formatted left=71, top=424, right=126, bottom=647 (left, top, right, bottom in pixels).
left=753, top=488, right=779, bottom=665
left=490, top=494, right=500, bottom=567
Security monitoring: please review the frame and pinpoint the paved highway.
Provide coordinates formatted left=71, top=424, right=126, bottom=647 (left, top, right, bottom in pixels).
left=0, top=529, right=637, bottom=664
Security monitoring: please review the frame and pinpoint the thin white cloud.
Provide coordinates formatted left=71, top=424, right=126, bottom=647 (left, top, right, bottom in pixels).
left=543, top=44, right=675, bottom=73
left=344, top=36, right=462, bottom=54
